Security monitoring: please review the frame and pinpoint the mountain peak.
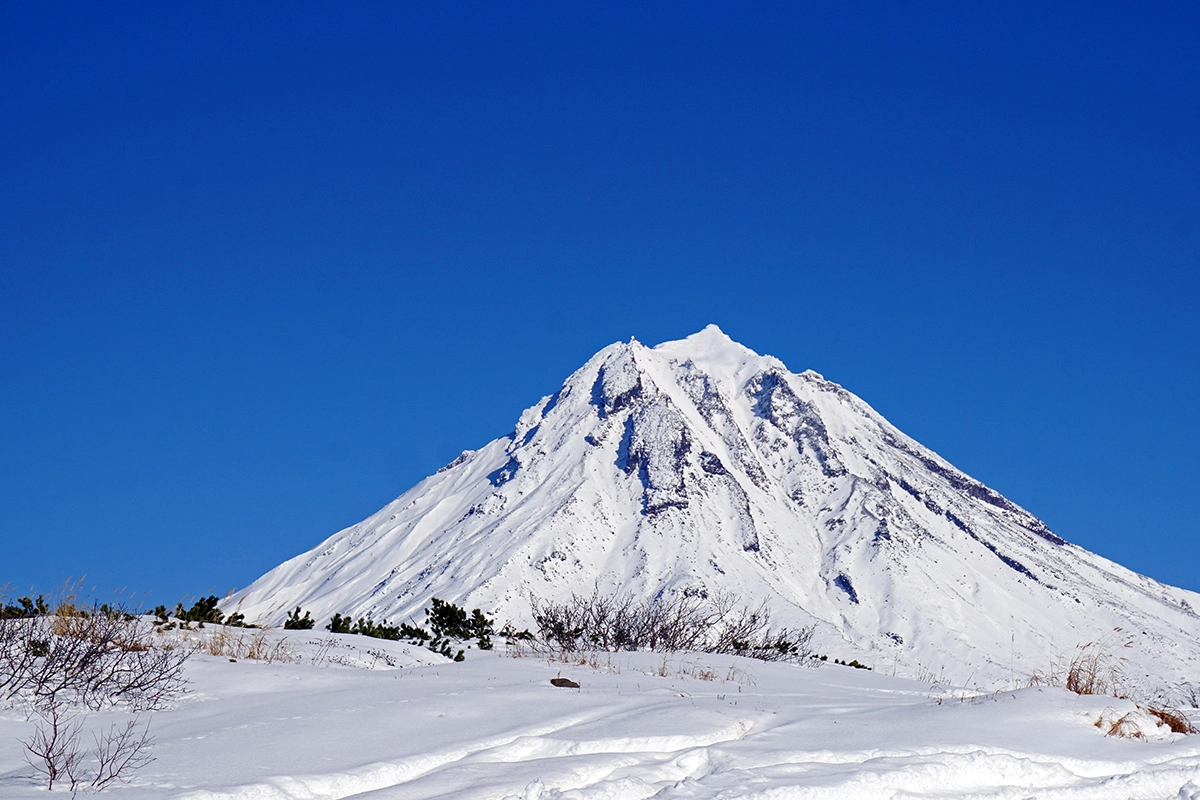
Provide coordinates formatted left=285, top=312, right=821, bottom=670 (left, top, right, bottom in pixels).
left=651, top=324, right=770, bottom=376
left=231, top=331, right=1200, bottom=694
left=655, top=323, right=738, bottom=352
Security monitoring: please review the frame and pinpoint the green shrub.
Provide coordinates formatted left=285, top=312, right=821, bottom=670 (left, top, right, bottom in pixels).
left=426, top=598, right=494, bottom=650
left=325, top=613, right=404, bottom=640
left=499, top=623, right=534, bottom=644
left=355, top=618, right=403, bottom=639
left=324, top=598, right=496, bottom=662
left=834, top=658, right=871, bottom=670
left=175, top=596, right=224, bottom=625
left=283, top=606, right=314, bottom=630
left=95, top=603, right=134, bottom=621
left=1, top=595, right=49, bottom=619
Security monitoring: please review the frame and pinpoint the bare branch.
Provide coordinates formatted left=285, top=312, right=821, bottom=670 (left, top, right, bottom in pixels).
left=1, top=612, right=189, bottom=712
left=531, top=588, right=818, bottom=663
left=92, top=716, right=155, bottom=790
left=21, top=698, right=84, bottom=792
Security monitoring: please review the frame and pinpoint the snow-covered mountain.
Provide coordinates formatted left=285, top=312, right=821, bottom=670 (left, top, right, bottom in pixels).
left=229, top=326, right=1200, bottom=690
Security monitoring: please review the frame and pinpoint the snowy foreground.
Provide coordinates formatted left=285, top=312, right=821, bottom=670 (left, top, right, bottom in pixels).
left=2, top=630, right=1199, bottom=800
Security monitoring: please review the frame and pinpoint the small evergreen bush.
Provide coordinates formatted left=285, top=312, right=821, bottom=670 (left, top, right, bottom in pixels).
left=155, top=595, right=253, bottom=629
left=283, top=606, right=314, bottom=630
left=96, top=603, right=135, bottom=621
left=175, top=596, right=224, bottom=625
left=325, top=613, right=408, bottom=641
left=1, top=595, right=49, bottom=619
left=324, top=598, right=498, bottom=662
left=833, top=658, right=871, bottom=670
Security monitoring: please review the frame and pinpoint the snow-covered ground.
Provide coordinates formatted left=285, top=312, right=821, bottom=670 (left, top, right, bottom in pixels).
left=3, top=629, right=1198, bottom=799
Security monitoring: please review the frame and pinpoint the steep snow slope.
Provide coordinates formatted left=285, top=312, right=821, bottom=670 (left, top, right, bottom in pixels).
left=229, top=326, right=1200, bottom=690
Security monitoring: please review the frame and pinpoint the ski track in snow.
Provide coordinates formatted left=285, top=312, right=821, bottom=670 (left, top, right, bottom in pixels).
left=5, top=635, right=1197, bottom=800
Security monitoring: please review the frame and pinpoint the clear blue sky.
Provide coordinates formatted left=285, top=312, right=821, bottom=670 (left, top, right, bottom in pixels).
left=2, top=2, right=1197, bottom=607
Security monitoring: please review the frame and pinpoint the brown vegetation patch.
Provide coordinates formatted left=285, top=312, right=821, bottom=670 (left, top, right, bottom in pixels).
left=1147, top=706, right=1197, bottom=734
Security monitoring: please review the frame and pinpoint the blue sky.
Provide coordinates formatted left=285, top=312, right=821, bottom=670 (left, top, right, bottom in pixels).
left=2, top=2, right=1197, bottom=607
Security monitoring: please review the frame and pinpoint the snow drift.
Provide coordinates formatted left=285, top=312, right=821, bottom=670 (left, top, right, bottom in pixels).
left=8, top=636, right=1200, bottom=799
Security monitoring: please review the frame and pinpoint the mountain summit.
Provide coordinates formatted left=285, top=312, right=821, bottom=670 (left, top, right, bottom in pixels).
left=231, top=328, right=1200, bottom=688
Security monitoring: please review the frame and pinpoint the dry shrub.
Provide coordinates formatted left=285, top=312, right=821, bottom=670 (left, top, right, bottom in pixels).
left=1065, top=642, right=1124, bottom=696
left=522, top=648, right=624, bottom=675
left=663, top=658, right=720, bottom=682
left=1030, top=636, right=1130, bottom=698
left=22, top=698, right=155, bottom=792
left=50, top=612, right=83, bottom=637
left=22, top=698, right=84, bottom=791
left=1026, top=635, right=1199, bottom=736
left=201, top=627, right=295, bottom=664
left=915, top=664, right=947, bottom=687
left=724, top=664, right=756, bottom=687
left=1159, top=681, right=1200, bottom=711
left=1146, top=706, right=1197, bottom=734
left=1, top=615, right=189, bottom=711
left=49, top=612, right=147, bottom=652
left=91, top=715, right=155, bottom=789
left=1106, top=712, right=1147, bottom=740
left=1095, top=705, right=1195, bottom=738
left=531, top=589, right=817, bottom=663
left=2, top=606, right=183, bottom=793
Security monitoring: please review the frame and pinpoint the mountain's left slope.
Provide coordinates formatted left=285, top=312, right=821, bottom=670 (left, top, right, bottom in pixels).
left=227, top=327, right=1200, bottom=691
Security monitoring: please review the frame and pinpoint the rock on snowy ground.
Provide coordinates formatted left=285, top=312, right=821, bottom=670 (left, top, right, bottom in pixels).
left=2, top=630, right=1199, bottom=799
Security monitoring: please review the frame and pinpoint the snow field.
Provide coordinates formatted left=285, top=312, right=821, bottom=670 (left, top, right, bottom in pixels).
left=3, top=630, right=1197, bottom=799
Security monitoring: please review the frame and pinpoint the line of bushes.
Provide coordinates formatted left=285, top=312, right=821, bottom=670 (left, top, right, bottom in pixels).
left=321, top=598, right=513, bottom=661
left=529, top=589, right=818, bottom=663
left=3, top=593, right=135, bottom=623
left=282, top=590, right=819, bottom=666
left=152, top=596, right=252, bottom=630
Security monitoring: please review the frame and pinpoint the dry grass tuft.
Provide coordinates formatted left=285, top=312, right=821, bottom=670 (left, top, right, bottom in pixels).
left=1030, top=635, right=1130, bottom=698
left=197, top=626, right=296, bottom=664
left=1093, top=704, right=1195, bottom=739
left=1065, top=642, right=1124, bottom=696
left=1106, top=712, right=1147, bottom=740
left=1146, top=706, right=1198, bottom=734
left=1032, top=634, right=1198, bottom=737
